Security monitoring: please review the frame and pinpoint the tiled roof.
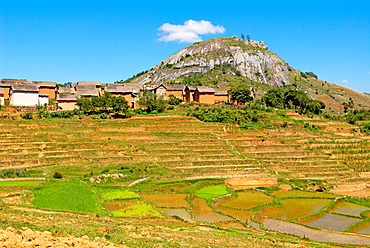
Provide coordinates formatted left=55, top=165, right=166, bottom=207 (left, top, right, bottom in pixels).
left=76, top=90, right=99, bottom=97
left=39, top=92, right=49, bottom=97
left=57, top=94, right=77, bottom=101
left=166, top=84, right=185, bottom=91
left=34, top=81, right=56, bottom=88
left=214, top=91, right=228, bottom=96
left=11, top=84, right=39, bottom=92
left=77, top=81, right=102, bottom=86
left=196, top=86, right=215, bottom=93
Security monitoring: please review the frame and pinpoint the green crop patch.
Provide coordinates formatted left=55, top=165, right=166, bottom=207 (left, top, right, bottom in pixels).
left=195, top=185, right=230, bottom=199
left=105, top=199, right=162, bottom=217
left=0, top=181, right=42, bottom=186
left=100, top=189, right=138, bottom=200
left=31, top=180, right=104, bottom=215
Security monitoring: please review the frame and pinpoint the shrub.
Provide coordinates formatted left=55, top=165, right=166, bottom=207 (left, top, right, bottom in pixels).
left=53, top=172, right=63, bottom=179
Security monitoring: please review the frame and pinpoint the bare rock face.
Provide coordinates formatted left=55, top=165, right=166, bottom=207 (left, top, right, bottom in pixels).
left=135, top=38, right=293, bottom=87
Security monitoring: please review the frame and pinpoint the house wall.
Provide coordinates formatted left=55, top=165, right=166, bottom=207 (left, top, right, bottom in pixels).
left=58, top=101, right=77, bottom=110
left=0, top=97, right=4, bottom=105
left=195, top=93, right=215, bottom=104
left=214, top=95, right=228, bottom=104
left=184, top=89, right=195, bottom=103
left=38, top=97, right=49, bottom=106
left=166, top=90, right=183, bottom=100
left=39, top=88, right=56, bottom=99
left=0, top=87, right=10, bottom=99
left=155, top=87, right=167, bottom=98
left=10, top=92, right=39, bottom=106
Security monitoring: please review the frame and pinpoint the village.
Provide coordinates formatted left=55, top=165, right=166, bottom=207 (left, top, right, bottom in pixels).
left=0, top=79, right=230, bottom=110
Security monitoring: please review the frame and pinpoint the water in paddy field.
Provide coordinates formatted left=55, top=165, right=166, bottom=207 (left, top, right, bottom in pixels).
left=305, top=213, right=361, bottom=232
left=159, top=208, right=194, bottom=222
left=262, top=198, right=333, bottom=220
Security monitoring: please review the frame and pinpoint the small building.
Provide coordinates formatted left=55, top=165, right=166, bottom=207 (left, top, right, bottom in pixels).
left=35, top=81, right=56, bottom=99
left=184, top=86, right=197, bottom=103
left=77, top=81, right=102, bottom=95
left=104, top=83, right=141, bottom=108
left=0, top=88, right=4, bottom=105
left=10, top=84, right=39, bottom=106
left=153, top=84, right=185, bottom=100
left=194, top=86, right=216, bottom=104
left=38, top=93, right=49, bottom=106
left=0, top=82, right=10, bottom=101
left=214, top=91, right=228, bottom=104
left=76, top=84, right=100, bottom=98
left=57, top=94, right=77, bottom=110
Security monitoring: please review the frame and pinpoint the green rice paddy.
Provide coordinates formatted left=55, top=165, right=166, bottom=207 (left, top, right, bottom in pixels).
left=31, top=180, right=104, bottom=215
left=0, top=180, right=42, bottom=186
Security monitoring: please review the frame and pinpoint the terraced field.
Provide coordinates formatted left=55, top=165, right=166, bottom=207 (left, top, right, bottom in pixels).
left=1, top=112, right=370, bottom=247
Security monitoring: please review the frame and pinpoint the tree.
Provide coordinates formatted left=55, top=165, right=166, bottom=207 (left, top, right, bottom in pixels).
left=241, top=34, right=245, bottom=40
left=137, top=91, right=167, bottom=113
left=76, top=92, right=129, bottom=115
left=168, top=94, right=182, bottom=105
left=305, top=71, right=318, bottom=79
left=246, top=35, right=251, bottom=41
left=227, top=84, right=253, bottom=105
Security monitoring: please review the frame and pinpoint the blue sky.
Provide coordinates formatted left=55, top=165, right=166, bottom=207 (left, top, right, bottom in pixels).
left=1, top=0, right=369, bottom=92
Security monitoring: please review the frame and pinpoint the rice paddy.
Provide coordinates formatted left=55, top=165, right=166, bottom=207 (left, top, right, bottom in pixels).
left=1, top=112, right=370, bottom=246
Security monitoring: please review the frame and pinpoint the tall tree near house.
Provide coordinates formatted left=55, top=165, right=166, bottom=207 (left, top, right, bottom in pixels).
left=137, top=90, right=167, bottom=113
left=246, top=35, right=251, bottom=41
left=227, top=84, right=253, bottom=105
left=241, top=34, right=245, bottom=40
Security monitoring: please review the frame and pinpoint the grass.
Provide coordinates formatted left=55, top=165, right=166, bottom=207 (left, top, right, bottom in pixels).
left=195, top=185, right=230, bottom=199
left=31, top=180, right=105, bottom=215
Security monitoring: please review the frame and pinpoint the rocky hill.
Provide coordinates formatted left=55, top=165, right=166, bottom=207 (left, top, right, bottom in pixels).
left=134, top=37, right=291, bottom=87
left=129, top=37, right=370, bottom=111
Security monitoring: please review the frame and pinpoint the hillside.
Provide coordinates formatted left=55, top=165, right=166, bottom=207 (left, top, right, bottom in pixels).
left=1, top=111, right=370, bottom=247
left=127, top=37, right=370, bottom=111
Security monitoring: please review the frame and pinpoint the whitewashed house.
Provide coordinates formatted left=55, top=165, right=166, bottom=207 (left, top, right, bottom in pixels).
left=10, top=84, right=39, bottom=106
left=38, top=93, right=49, bottom=106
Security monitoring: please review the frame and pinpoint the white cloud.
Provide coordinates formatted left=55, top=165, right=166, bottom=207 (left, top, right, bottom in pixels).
left=368, top=72, right=370, bottom=74
left=342, top=80, right=348, bottom=83
left=157, top=20, right=226, bottom=43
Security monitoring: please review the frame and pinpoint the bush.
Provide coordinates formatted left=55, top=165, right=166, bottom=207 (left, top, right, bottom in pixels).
left=21, top=112, right=34, bottom=119
left=53, top=172, right=63, bottom=179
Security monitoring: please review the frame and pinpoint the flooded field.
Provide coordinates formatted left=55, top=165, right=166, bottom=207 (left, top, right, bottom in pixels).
left=191, top=198, right=233, bottom=223
left=218, top=191, right=274, bottom=210
left=304, top=213, right=362, bottom=232
left=140, top=193, right=190, bottom=208
left=159, top=208, right=194, bottom=222
left=263, top=198, right=332, bottom=220
left=331, top=201, right=370, bottom=216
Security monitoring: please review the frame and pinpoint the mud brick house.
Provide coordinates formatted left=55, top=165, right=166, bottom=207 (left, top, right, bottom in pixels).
left=57, top=83, right=76, bottom=94
left=77, top=81, right=102, bottom=95
left=184, top=86, right=197, bottom=103
left=9, top=84, right=39, bottom=106
left=104, top=83, right=141, bottom=108
left=57, top=94, right=77, bottom=110
left=34, top=81, right=56, bottom=99
left=75, top=84, right=100, bottom=97
left=214, top=91, right=228, bottom=104
left=0, top=88, right=4, bottom=105
left=153, top=84, right=185, bottom=100
left=194, top=86, right=216, bottom=104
